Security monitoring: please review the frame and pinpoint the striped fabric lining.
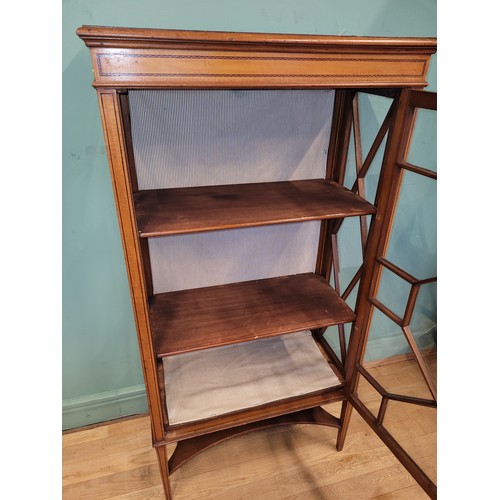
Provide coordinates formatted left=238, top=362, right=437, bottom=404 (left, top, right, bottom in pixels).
left=128, top=89, right=335, bottom=189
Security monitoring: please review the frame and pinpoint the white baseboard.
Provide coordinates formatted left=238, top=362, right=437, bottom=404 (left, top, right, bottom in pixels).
left=62, top=384, right=148, bottom=430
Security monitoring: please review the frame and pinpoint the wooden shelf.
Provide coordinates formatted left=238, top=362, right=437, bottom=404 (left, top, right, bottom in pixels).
left=134, top=179, right=376, bottom=237
left=150, top=273, right=355, bottom=357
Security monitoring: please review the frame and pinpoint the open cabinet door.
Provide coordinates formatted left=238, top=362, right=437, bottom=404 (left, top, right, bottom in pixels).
left=340, top=88, right=437, bottom=498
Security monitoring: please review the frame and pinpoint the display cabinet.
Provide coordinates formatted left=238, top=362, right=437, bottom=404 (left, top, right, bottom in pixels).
left=77, top=25, right=437, bottom=498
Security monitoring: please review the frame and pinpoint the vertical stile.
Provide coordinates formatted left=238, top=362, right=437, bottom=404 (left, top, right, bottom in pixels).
left=329, top=90, right=354, bottom=238
left=329, top=90, right=355, bottom=185
left=139, top=238, right=154, bottom=299
left=119, top=92, right=155, bottom=298
left=118, top=92, right=139, bottom=192
left=331, top=233, right=347, bottom=363
left=156, top=358, right=170, bottom=427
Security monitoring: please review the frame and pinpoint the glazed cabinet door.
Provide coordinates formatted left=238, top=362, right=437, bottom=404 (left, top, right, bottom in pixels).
left=342, top=89, right=437, bottom=498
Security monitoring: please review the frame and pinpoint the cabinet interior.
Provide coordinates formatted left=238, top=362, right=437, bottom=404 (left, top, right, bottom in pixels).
left=123, top=88, right=367, bottom=436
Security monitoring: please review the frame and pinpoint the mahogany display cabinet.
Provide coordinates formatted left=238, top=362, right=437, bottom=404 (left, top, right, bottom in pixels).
left=77, top=25, right=437, bottom=499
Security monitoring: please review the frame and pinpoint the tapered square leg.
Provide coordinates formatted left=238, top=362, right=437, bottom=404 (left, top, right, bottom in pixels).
left=336, top=400, right=353, bottom=451
left=156, top=445, right=173, bottom=499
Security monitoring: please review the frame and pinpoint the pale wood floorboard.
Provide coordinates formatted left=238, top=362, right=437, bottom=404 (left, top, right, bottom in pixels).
left=63, top=360, right=435, bottom=499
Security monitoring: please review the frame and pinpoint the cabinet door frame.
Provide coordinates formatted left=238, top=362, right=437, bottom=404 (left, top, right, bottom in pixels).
left=344, top=88, right=437, bottom=499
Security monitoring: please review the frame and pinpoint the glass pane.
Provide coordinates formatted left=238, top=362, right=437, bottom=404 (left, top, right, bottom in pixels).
left=343, top=93, right=393, bottom=195
left=383, top=400, right=437, bottom=484
left=362, top=310, right=433, bottom=401
left=343, top=322, right=352, bottom=350
left=343, top=281, right=359, bottom=311
left=407, top=108, right=437, bottom=172
left=357, top=93, right=393, bottom=162
left=385, top=171, right=436, bottom=280
left=367, top=354, right=433, bottom=401
left=336, top=217, right=363, bottom=295
left=410, top=282, right=437, bottom=386
left=377, top=265, right=412, bottom=320
left=324, top=325, right=342, bottom=362
left=363, top=308, right=407, bottom=363
left=324, top=321, right=353, bottom=364
left=343, top=124, right=357, bottom=190
left=363, top=136, right=386, bottom=205
left=353, top=93, right=393, bottom=204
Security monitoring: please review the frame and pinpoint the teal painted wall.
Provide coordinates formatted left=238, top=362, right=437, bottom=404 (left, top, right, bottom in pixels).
left=62, top=0, right=436, bottom=429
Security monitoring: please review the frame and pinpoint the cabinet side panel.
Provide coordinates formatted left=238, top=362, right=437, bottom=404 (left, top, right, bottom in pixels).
left=97, top=90, right=166, bottom=442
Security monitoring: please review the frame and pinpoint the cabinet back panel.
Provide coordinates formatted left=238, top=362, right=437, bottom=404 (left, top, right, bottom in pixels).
left=128, top=89, right=334, bottom=189
left=149, top=221, right=320, bottom=293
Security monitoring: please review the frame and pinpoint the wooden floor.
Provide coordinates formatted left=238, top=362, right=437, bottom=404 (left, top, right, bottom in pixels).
left=63, top=359, right=436, bottom=499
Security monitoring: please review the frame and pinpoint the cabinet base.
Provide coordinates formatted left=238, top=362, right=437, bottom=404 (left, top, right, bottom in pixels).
left=168, top=406, right=341, bottom=473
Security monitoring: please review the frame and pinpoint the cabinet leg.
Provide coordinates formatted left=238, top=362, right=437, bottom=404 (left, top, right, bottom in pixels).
left=156, top=445, right=173, bottom=499
left=336, top=400, right=353, bottom=451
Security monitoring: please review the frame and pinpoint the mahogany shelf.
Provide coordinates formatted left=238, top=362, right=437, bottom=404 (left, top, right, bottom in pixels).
left=149, top=272, right=355, bottom=357
left=134, top=179, right=376, bottom=237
